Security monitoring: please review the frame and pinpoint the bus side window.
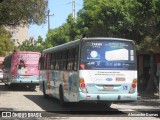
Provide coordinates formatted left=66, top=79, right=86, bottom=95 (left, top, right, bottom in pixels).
left=67, top=46, right=79, bottom=71
left=61, top=50, right=68, bottom=70
left=4, top=55, right=12, bottom=69
left=40, top=55, right=45, bottom=70
left=39, top=55, right=45, bottom=70
left=46, top=54, right=51, bottom=70
left=42, top=54, right=46, bottom=70
left=74, top=46, right=79, bottom=71
left=55, top=52, right=61, bottom=70
left=67, top=48, right=73, bottom=70
left=51, top=53, right=54, bottom=69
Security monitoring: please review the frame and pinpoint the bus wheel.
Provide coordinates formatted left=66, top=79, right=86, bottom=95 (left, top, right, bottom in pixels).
left=42, top=82, right=48, bottom=98
left=59, top=86, right=67, bottom=107
left=4, top=82, right=8, bottom=86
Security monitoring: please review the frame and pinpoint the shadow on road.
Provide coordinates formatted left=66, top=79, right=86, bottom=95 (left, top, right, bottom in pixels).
left=0, top=108, right=14, bottom=111
left=24, top=94, right=127, bottom=117
left=0, top=84, right=8, bottom=91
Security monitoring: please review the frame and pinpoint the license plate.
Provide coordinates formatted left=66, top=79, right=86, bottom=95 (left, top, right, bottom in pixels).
left=20, top=76, right=29, bottom=79
left=103, top=85, right=114, bottom=90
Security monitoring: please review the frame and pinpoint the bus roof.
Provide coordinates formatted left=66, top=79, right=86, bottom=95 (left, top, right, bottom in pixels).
left=43, top=39, right=80, bottom=53
left=4, top=51, right=41, bottom=60
left=83, top=37, right=133, bottom=42
left=42, top=37, right=134, bottom=54
left=12, top=51, right=41, bottom=54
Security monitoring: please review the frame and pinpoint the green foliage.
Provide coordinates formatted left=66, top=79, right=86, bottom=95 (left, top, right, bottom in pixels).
left=46, top=14, right=77, bottom=47
left=131, top=0, right=160, bottom=43
left=16, top=36, right=46, bottom=52
left=0, top=26, right=14, bottom=56
left=45, top=0, right=160, bottom=53
left=78, top=0, right=131, bottom=37
left=0, top=0, right=48, bottom=26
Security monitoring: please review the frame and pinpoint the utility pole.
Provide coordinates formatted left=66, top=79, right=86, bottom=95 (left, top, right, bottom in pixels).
left=47, top=10, right=54, bottom=31
left=72, top=0, right=76, bottom=20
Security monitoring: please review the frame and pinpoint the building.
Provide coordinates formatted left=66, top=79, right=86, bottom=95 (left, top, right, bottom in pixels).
left=5, top=24, right=29, bottom=46
left=137, top=44, right=160, bottom=93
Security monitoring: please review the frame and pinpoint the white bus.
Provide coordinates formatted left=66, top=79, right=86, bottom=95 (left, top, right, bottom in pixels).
left=39, top=37, right=137, bottom=107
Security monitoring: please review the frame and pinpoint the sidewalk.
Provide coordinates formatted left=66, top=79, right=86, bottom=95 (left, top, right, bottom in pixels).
left=138, top=92, right=160, bottom=99
left=137, top=92, right=160, bottom=108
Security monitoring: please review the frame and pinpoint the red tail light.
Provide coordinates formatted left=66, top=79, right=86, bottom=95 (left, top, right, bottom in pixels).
left=129, top=79, right=137, bottom=94
left=132, top=84, right=136, bottom=88
left=80, top=83, right=85, bottom=89
left=12, top=73, right=15, bottom=77
left=79, top=78, right=88, bottom=93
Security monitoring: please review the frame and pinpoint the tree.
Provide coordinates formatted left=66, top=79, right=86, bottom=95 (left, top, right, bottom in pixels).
left=76, top=0, right=135, bottom=38
left=132, top=0, right=160, bottom=94
left=16, top=36, right=46, bottom=52
left=0, top=26, right=14, bottom=56
left=46, top=15, right=75, bottom=47
left=34, top=36, right=46, bottom=52
left=0, top=0, right=48, bottom=26
left=16, top=39, right=33, bottom=51
left=77, top=0, right=160, bottom=94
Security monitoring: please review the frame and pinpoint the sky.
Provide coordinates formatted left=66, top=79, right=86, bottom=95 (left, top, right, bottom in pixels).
left=28, top=0, right=83, bottom=40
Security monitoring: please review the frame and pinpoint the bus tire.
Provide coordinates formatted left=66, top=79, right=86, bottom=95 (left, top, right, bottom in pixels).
left=59, top=86, right=67, bottom=107
left=42, top=82, right=48, bottom=98
left=4, top=82, right=8, bottom=86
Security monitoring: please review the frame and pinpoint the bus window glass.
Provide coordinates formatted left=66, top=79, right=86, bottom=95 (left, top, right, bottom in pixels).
left=61, top=50, right=68, bottom=70
left=50, top=53, right=54, bottom=69
left=67, top=48, right=75, bottom=70
left=46, top=54, right=51, bottom=69
left=38, top=56, right=44, bottom=70
left=55, top=52, right=59, bottom=70
left=73, top=46, right=79, bottom=70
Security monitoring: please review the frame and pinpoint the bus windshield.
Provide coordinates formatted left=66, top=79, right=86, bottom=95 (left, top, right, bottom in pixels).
left=81, top=40, right=136, bottom=70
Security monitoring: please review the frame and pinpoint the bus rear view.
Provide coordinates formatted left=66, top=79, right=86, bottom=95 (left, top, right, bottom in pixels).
left=3, top=51, right=41, bottom=90
left=79, top=38, right=137, bottom=104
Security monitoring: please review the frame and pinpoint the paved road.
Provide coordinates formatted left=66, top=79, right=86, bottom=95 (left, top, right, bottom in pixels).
left=0, top=82, right=159, bottom=120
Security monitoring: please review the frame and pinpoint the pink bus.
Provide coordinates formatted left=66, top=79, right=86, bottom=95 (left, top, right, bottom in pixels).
left=2, top=51, right=41, bottom=90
